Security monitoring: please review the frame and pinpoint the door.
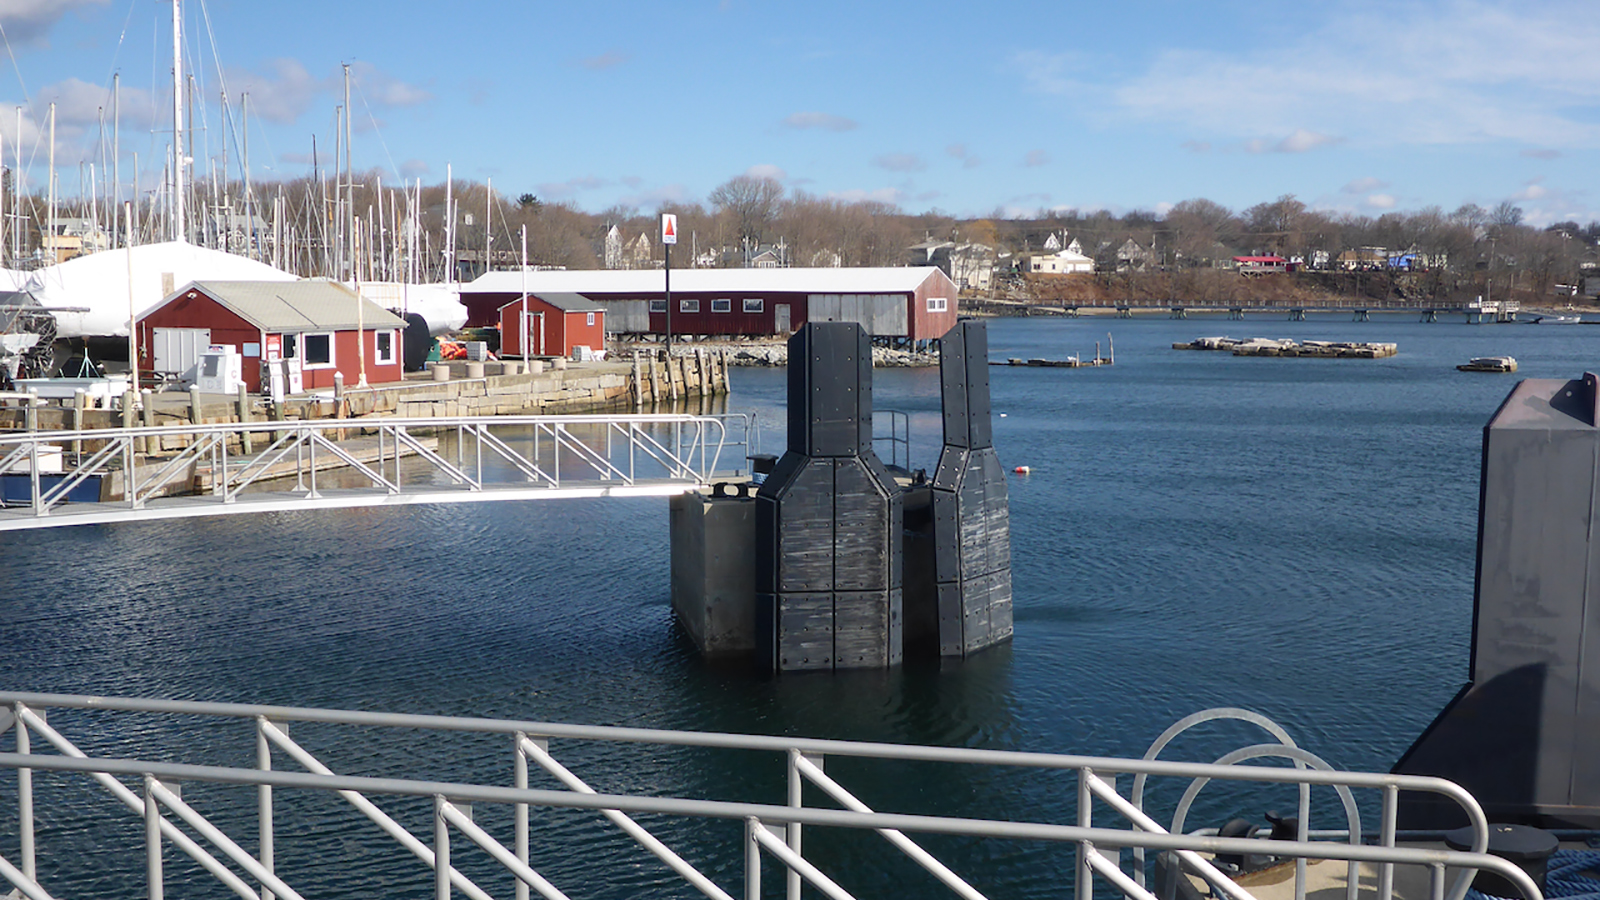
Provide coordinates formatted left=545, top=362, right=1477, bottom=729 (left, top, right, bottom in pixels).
left=774, top=303, right=791, bottom=334
left=152, top=327, right=210, bottom=378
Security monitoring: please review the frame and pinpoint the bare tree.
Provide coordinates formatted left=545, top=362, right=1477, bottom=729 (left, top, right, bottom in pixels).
left=708, top=175, right=784, bottom=245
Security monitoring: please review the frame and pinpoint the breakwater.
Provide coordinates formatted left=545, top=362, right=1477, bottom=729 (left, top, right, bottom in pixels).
left=1173, top=336, right=1398, bottom=358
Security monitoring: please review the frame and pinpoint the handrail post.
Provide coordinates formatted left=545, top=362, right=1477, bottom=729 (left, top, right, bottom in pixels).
left=786, top=749, right=808, bottom=900
left=1077, top=767, right=1093, bottom=900
left=514, top=733, right=532, bottom=900
left=258, top=718, right=276, bottom=900
left=1430, top=863, right=1446, bottom=900
left=435, top=795, right=451, bottom=900
left=146, top=776, right=166, bottom=900
left=16, top=703, right=34, bottom=881
left=1379, top=783, right=1399, bottom=900
left=745, top=817, right=761, bottom=900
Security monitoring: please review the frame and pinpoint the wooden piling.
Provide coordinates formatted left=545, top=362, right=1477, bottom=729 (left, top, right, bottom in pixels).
left=237, top=385, right=254, bottom=454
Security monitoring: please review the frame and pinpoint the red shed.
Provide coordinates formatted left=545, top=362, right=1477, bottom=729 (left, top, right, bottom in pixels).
left=136, top=280, right=408, bottom=393
left=461, top=267, right=959, bottom=348
left=497, top=292, right=606, bottom=358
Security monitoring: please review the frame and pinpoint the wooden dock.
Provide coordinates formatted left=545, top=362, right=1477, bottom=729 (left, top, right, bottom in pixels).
left=991, top=357, right=1112, bottom=368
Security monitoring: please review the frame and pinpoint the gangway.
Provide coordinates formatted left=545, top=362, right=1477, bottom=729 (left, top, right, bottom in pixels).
left=0, top=693, right=1541, bottom=900
left=0, top=412, right=753, bottom=532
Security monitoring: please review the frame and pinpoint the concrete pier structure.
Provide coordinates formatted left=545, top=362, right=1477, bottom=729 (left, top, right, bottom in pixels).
left=755, top=323, right=903, bottom=671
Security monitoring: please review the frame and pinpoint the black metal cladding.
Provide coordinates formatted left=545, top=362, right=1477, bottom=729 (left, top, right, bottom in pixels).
left=920, top=319, right=1013, bottom=658
left=757, top=323, right=903, bottom=672
left=1395, top=372, right=1600, bottom=828
left=786, top=324, right=874, bottom=458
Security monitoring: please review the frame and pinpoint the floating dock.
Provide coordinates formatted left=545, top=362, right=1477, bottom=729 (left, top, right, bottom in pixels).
left=1174, top=337, right=1397, bottom=358
left=1458, top=356, right=1518, bottom=373
left=992, top=357, right=1111, bottom=368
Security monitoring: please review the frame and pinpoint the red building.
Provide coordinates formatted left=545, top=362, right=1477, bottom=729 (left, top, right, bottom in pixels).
left=136, top=280, right=408, bottom=393
left=461, top=267, right=959, bottom=348
left=1234, top=256, right=1292, bottom=274
left=496, top=293, right=606, bottom=358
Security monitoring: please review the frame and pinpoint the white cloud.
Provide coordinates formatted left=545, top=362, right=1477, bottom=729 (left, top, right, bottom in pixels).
left=872, top=153, right=924, bottom=173
left=1365, top=193, right=1398, bottom=209
left=1181, top=140, right=1211, bottom=153
left=349, top=61, right=432, bottom=109
left=0, top=0, right=106, bottom=44
left=399, top=159, right=430, bottom=178
left=1342, top=176, right=1388, bottom=194
left=618, top=183, right=687, bottom=208
left=225, top=59, right=323, bottom=125
left=1511, top=180, right=1548, bottom=201
left=1101, top=0, right=1600, bottom=149
left=745, top=163, right=787, bottom=182
left=536, top=176, right=608, bottom=199
left=783, top=111, right=857, bottom=132
left=1154, top=201, right=1175, bottom=216
left=1245, top=129, right=1343, bottom=154
left=224, top=59, right=431, bottom=127
left=947, top=143, right=981, bottom=169
left=827, top=187, right=904, bottom=205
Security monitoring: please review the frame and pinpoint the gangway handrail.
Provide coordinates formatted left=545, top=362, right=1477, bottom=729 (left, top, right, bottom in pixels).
left=0, top=693, right=1522, bottom=900
left=0, top=413, right=755, bottom=530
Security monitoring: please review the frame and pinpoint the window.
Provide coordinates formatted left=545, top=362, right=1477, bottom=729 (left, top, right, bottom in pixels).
left=680, top=299, right=699, bottom=313
left=743, top=298, right=764, bottom=313
left=711, top=298, right=732, bottom=313
left=374, top=330, right=396, bottom=365
left=302, top=332, right=334, bottom=368
left=586, top=312, right=596, bottom=326
left=649, top=299, right=667, bottom=313
left=927, top=297, right=949, bottom=313
left=282, top=333, right=298, bottom=359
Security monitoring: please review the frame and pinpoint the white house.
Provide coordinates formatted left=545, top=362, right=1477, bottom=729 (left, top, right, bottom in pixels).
left=1030, top=248, right=1095, bottom=274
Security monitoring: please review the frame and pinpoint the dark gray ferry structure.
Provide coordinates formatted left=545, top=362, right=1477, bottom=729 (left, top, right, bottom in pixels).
left=673, top=318, right=1015, bottom=672
left=1396, top=371, right=1600, bottom=829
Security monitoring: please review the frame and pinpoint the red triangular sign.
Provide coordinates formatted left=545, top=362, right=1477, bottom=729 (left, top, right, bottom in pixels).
left=664, top=218, right=676, bottom=238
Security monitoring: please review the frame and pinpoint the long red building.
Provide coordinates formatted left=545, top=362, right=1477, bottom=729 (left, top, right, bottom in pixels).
left=461, top=267, right=959, bottom=348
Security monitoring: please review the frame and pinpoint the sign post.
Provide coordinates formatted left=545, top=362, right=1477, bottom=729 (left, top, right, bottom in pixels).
left=662, top=213, right=678, bottom=353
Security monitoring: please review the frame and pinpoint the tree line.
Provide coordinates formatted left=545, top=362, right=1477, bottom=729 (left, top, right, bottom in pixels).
left=26, top=173, right=1600, bottom=300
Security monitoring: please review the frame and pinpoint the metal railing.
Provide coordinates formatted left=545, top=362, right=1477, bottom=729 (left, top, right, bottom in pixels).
left=872, top=409, right=911, bottom=470
left=0, top=693, right=1541, bottom=900
left=0, top=412, right=754, bottom=530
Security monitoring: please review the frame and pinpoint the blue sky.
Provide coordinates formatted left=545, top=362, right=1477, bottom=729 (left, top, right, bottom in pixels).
left=6, top=0, right=1597, bottom=226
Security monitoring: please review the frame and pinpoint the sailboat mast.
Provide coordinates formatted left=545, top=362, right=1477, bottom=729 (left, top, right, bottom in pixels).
left=344, top=63, right=353, bottom=283
left=47, top=103, right=55, bottom=264
left=172, top=0, right=185, bottom=242
left=444, top=163, right=454, bottom=283
left=113, top=73, right=120, bottom=247
left=243, top=92, right=254, bottom=261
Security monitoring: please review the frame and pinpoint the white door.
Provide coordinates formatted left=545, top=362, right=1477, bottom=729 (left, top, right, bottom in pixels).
left=774, top=303, right=791, bottom=333
left=152, top=328, right=210, bottom=377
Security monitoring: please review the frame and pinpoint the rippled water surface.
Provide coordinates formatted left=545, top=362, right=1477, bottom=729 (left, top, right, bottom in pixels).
left=2, top=313, right=1595, bottom=897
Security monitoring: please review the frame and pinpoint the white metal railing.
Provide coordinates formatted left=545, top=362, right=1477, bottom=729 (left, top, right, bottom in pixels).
left=0, top=413, right=754, bottom=530
left=0, top=693, right=1543, bottom=900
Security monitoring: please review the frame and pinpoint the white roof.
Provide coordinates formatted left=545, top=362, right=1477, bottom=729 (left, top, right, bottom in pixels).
left=23, top=241, right=297, bottom=338
left=465, top=266, right=947, bottom=295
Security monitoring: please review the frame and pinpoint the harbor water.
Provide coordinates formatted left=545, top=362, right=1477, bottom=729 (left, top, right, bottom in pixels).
left=0, top=312, right=1594, bottom=897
